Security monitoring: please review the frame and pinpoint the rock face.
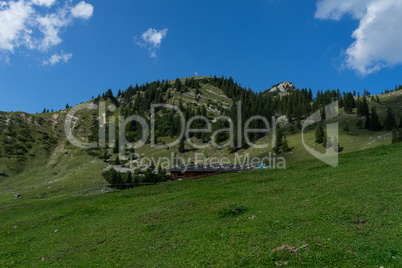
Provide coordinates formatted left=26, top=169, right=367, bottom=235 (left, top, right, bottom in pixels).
left=269, top=81, right=296, bottom=95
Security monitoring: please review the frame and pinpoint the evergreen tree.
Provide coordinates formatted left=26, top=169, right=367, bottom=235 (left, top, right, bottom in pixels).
left=356, top=100, right=362, bottom=116
left=361, top=97, right=370, bottom=117
left=323, top=132, right=329, bottom=148
left=175, top=78, right=182, bottom=92
left=399, top=115, right=402, bottom=128
left=111, top=169, right=117, bottom=186
left=383, top=106, right=397, bottom=131
left=343, top=93, right=355, bottom=113
left=65, top=103, right=70, bottom=109
left=315, top=123, right=325, bottom=144
left=113, top=136, right=119, bottom=154
left=369, top=107, right=382, bottom=131
left=365, top=116, right=371, bottom=130
left=282, top=135, right=290, bottom=152
left=116, top=172, right=123, bottom=189
left=273, top=125, right=283, bottom=153
left=102, top=151, right=109, bottom=162
left=178, top=138, right=185, bottom=153
left=126, top=172, right=132, bottom=188
left=114, top=156, right=120, bottom=165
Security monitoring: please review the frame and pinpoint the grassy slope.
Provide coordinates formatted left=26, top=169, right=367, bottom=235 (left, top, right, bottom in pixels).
left=0, top=143, right=400, bottom=267
left=0, top=106, right=108, bottom=204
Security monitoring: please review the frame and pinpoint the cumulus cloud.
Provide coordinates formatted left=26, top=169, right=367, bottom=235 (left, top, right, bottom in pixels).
left=0, top=0, right=93, bottom=63
left=36, top=8, right=70, bottom=50
left=315, top=0, right=402, bottom=75
left=135, top=28, right=168, bottom=58
left=42, top=51, right=72, bottom=65
left=0, top=0, right=34, bottom=51
left=71, top=1, right=93, bottom=19
left=32, top=0, right=57, bottom=7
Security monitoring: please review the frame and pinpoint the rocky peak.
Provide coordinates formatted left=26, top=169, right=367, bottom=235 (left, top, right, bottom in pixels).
left=269, top=81, right=296, bottom=94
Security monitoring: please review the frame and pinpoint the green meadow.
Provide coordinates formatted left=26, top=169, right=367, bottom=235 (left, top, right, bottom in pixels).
left=1, top=143, right=400, bottom=267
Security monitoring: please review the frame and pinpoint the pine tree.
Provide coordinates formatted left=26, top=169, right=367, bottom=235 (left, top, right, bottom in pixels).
left=175, top=78, right=182, bottom=92
left=369, top=107, right=382, bottom=131
left=356, top=100, right=362, bottom=116
left=383, top=106, right=397, bottom=131
left=178, top=138, right=185, bottom=153
left=116, top=172, right=123, bottom=189
left=102, top=151, right=109, bottom=162
left=315, top=123, right=325, bottom=144
left=113, top=136, right=119, bottom=154
left=126, top=172, right=132, bottom=188
left=65, top=103, right=70, bottom=109
left=365, top=116, right=371, bottom=130
left=111, top=169, right=117, bottom=187
left=323, top=132, right=331, bottom=148
left=399, top=115, right=402, bottom=128
left=343, top=93, right=355, bottom=113
left=114, top=156, right=120, bottom=165
left=282, top=135, right=290, bottom=152
left=361, top=97, right=369, bottom=117
left=274, top=125, right=283, bottom=153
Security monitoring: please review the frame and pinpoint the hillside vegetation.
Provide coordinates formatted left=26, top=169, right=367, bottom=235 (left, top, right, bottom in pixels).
left=0, top=76, right=401, bottom=200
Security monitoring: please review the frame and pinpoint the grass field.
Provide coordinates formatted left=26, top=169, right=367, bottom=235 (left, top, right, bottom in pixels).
left=1, top=143, right=400, bottom=267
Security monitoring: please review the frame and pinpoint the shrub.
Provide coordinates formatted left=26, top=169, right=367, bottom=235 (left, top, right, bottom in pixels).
left=218, top=204, right=248, bottom=218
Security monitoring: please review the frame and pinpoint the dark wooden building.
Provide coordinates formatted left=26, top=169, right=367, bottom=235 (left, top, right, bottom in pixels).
left=169, top=164, right=258, bottom=180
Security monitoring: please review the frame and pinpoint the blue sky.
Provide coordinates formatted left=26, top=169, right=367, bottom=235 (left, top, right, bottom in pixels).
left=1, top=0, right=402, bottom=113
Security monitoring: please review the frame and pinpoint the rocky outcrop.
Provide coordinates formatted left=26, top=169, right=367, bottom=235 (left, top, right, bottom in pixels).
left=268, top=81, right=296, bottom=95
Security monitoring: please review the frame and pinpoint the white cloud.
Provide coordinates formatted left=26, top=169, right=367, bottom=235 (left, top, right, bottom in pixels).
left=315, top=0, right=402, bottom=75
left=0, top=0, right=93, bottom=63
left=32, top=0, right=57, bottom=7
left=36, top=8, right=70, bottom=50
left=42, top=51, right=72, bottom=65
left=0, top=1, right=34, bottom=51
left=135, top=28, right=168, bottom=58
left=71, top=1, right=93, bottom=19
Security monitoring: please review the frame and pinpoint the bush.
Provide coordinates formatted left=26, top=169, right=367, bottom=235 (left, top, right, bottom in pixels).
left=218, top=204, right=248, bottom=218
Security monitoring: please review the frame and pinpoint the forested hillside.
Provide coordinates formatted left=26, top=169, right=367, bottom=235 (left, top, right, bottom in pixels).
left=0, top=76, right=401, bottom=199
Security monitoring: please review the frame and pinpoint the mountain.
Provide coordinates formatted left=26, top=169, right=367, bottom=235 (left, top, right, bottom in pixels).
left=266, top=81, right=296, bottom=96
left=0, top=76, right=401, bottom=201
